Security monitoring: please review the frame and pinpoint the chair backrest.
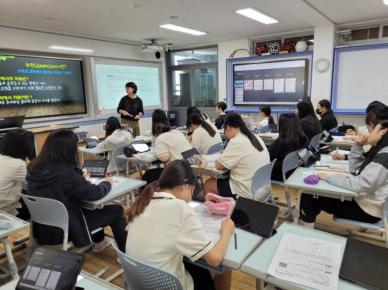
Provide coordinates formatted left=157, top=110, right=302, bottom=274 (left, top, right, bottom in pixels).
left=258, top=125, right=271, bottom=134
left=111, top=242, right=183, bottom=290
left=113, top=144, right=131, bottom=173
left=251, top=160, right=276, bottom=202
left=309, top=132, right=323, bottom=150
left=207, top=142, right=224, bottom=155
left=21, top=194, right=69, bottom=233
left=282, top=149, right=303, bottom=182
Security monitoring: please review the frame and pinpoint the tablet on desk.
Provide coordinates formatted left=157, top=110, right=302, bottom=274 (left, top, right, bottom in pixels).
left=82, top=160, right=109, bottom=178
left=231, top=197, right=278, bottom=238
left=131, top=142, right=150, bottom=153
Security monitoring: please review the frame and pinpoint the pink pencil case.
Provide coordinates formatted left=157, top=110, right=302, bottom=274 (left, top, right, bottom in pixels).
left=204, top=193, right=236, bottom=216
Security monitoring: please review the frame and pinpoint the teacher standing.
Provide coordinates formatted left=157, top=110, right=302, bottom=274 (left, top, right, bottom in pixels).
left=117, top=82, right=144, bottom=137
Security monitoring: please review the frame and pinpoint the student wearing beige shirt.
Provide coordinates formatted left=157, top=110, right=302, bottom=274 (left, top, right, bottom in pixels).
left=187, top=113, right=222, bottom=155
left=204, top=113, right=270, bottom=200
left=0, top=129, right=35, bottom=219
left=126, top=160, right=235, bottom=290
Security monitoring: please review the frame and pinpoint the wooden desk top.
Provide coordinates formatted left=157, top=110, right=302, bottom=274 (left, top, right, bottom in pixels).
left=27, top=124, right=78, bottom=134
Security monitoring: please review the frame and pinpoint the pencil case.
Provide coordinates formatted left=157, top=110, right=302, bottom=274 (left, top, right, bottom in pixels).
left=204, top=193, right=235, bottom=216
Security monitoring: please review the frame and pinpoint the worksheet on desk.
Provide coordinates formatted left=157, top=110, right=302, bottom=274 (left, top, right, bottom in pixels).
left=268, top=233, right=342, bottom=290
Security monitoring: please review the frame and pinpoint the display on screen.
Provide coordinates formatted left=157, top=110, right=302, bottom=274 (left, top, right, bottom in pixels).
left=0, top=54, right=86, bottom=119
left=95, top=63, right=161, bottom=111
left=233, top=59, right=307, bottom=106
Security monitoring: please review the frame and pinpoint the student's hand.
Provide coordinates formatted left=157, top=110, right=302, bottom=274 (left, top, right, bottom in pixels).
left=134, top=115, right=141, bottom=120
left=220, top=218, right=235, bottom=238
left=367, top=124, right=387, bottom=146
left=317, top=171, right=328, bottom=180
left=352, top=134, right=369, bottom=145
left=332, top=152, right=345, bottom=160
left=82, top=169, right=91, bottom=181
left=101, top=176, right=113, bottom=185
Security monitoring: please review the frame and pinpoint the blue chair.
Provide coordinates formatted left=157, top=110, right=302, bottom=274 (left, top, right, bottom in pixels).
left=251, top=160, right=276, bottom=202
left=272, top=149, right=304, bottom=218
left=111, top=242, right=183, bottom=290
left=207, top=142, right=224, bottom=155
left=309, top=132, right=323, bottom=150
left=333, top=198, right=388, bottom=247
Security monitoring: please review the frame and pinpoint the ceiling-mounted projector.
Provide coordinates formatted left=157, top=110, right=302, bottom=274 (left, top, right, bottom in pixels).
left=141, top=39, right=164, bottom=52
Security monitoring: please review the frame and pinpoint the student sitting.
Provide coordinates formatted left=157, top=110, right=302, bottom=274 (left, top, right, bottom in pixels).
left=97, top=117, right=133, bottom=173
left=214, top=102, right=227, bottom=129
left=186, top=107, right=211, bottom=135
left=126, top=160, right=235, bottom=290
left=0, top=129, right=35, bottom=219
left=154, top=122, right=192, bottom=163
left=187, top=113, right=222, bottom=155
left=204, top=113, right=270, bottom=200
left=316, top=99, right=338, bottom=132
left=269, top=113, right=308, bottom=182
left=258, top=105, right=276, bottom=132
left=299, top=107, right=388, bottom=227
left=27, top=129, right=127, bottom=252
left=297, top=100, right=322, bottom=141
left=151, top=109, right=169, bottom=137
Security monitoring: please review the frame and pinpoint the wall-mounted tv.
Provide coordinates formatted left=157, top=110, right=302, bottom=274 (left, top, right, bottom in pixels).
left=233, top=59, right=307, bottom=106
left=0, top=54, right=87, bottom=119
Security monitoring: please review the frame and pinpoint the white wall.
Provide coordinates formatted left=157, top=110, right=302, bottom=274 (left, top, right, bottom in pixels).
left=217, top=32, right=366, bottom=126
left=0, top=26, right=168, bottom=133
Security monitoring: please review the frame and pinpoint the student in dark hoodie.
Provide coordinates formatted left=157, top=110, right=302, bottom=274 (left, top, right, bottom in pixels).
left=27, top=129, right=127, bottom=252
left=316, top=99, right=338, bottom=132
left=297, top=100, right=322, bottom=141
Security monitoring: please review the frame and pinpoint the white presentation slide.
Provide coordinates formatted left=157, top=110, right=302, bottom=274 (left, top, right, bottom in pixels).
left=263, top=79, right=274, bottom=90
left=253, top=79, right=264, bottom=90
left=285, top=78, right=297, bottom=93
left=274, top=79, right=285, bottom=93
left=244, top=80, right=254, bottom=90
left=95, top=64, right=161, bottom=110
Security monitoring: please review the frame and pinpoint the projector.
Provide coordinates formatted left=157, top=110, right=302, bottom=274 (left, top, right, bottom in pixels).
left=141, top=44, right=164, bottom=52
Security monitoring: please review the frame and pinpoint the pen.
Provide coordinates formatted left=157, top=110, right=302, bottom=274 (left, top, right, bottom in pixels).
left=234, top=232, right=237, bottom=250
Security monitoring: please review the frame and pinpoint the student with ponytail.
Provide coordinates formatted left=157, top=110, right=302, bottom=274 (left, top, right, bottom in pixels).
left=300, top=106, right=388, bottom=227
left=126, top=160, right=235, bottom=290
left=204, top=113, right=270, bottom=200
left=258, top=105, right=276, bottom=131
left=187, top=113, right=222, bottom=154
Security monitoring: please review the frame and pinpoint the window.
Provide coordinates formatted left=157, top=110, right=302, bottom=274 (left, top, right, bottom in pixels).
left=168, top=46, right=218, bottom=108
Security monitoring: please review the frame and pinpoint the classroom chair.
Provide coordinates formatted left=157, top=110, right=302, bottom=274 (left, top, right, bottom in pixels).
left=21, top=194, right=103, bottom=252
left=272, top=149, right=304, bottom=219
left=112, top=242, right=183, bottom=290
left=207, top=142, right=224, bottom=155
left=252, top=160, right=276, bottom=203
left=333, top=198, right=388, bottom=247
left=309, top=132, right=323, bottom=150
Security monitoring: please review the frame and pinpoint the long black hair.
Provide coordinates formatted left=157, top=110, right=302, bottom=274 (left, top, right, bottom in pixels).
left=186, top=106, right=208, bottom=127
left=366, top=100, right=386, bottom=114
left=187, top=113, right=216, bottom=137
left=28, top=129, right=78, bottom=173
left=127, top=160, right=196, bottom=223
left=0, top=129, right=35, bottom=160
left=297, top=100, right=321, bottom=129
left=153, top=122, right=171, bottom=137
left=260, top=105, right=276, bottom=128
left=224, top=113, right=264, bottom=151
left=105, top=117, right=122, bottom=138
left=152, top=109, right=169, bottom=137
left=359, top=106, right=388, bottom=173
left=275, top=113, right=308, bottom=151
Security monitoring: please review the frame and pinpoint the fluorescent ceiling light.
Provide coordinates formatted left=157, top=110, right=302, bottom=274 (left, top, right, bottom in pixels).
left=384, top=0, right=388, bottom=5
left=49, top=45, right=94, bottom=53
left=235, top=8, right=278, bottom=24
left=159, top=24, right=206, bottom=36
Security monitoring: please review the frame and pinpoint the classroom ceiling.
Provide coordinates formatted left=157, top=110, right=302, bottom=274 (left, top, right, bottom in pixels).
left=0, top=0, right=388, bottom=48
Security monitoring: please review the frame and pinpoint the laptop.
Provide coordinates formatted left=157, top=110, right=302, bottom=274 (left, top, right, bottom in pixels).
left=16, top=247, right=84, bottom=290
left=181, top=148, right=201, bottom=165
left=231, top=197, right=278, bottom=238
left=131, top=142, right=150, bottom=153
left=82, top=159, right=109, bottom=178
left=340, top=238, right=388, bottom=290
left=0, top=115, right=25, bottom=133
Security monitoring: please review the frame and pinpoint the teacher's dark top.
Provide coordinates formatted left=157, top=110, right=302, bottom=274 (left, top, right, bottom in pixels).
left=117, top=95, right=144, bottom=121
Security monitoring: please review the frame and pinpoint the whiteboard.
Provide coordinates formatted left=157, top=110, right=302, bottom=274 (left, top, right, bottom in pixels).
left=332, top=44, right=388, bottom=113
left=91, top=57, right=162, bottom=113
